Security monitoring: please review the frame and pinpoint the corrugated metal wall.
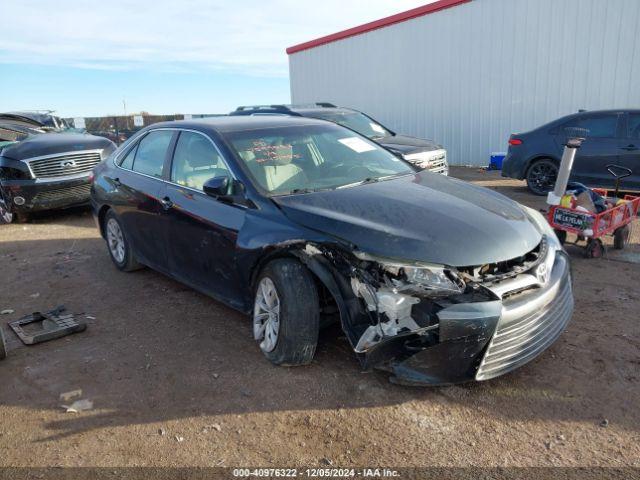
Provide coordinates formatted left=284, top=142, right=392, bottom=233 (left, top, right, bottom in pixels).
left=289, top=0, right=640, bottom=166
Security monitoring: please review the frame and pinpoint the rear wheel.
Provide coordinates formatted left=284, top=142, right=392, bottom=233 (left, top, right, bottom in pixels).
left=104, top=210, right=143, bottom=272
left=613, top=225, right=631, bottom=250
left=526, top=159, right=558, bottom=196
left=253, top=258, right=319, bottom=366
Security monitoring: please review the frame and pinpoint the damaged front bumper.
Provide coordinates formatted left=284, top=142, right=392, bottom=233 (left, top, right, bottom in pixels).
left=387, top=250, right=573, bottom=386
left=297, top=235, right=573, bottom=386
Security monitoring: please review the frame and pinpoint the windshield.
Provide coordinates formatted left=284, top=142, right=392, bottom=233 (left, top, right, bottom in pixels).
left=225, top=124, right=413, bottom=196
left=0, top=123, right=44, bottom=142
left=307, top=112, right=392, bottom=139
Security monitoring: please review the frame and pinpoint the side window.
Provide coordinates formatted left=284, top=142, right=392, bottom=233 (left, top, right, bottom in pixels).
left=170, top=131, right=229, bottom=190
left=565, top=115, right=619, bottom=139
left=132, top=130, right=174, bottom=178
left=118, top=144, right=137, bottom=170
left=627, top=114, right=640, bottom=140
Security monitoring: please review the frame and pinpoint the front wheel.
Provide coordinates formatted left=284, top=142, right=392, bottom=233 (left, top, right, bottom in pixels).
left=253, top=259, right=319, bottom=366
left=526, top=159, right=558, bottom=196
left=0, top=190, right=13, bottom=224
left=104, top=210, right=143, bottom=272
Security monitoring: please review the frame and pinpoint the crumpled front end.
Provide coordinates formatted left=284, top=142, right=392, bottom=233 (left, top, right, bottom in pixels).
left=296, top=210, right=573, bottom=386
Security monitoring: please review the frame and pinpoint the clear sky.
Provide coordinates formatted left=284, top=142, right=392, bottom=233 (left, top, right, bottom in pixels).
left=0, top=0, right=430, bottom=118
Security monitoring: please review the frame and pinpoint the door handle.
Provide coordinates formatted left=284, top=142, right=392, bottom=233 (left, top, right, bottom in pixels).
left=621, top=144, right=639, bottom=151
left=160, top=197, right=173, bottom=210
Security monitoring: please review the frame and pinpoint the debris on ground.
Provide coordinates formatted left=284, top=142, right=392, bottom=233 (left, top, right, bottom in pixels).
left=158, top=428, right=166, bottom=436
left=62, top=399, right=93, bottom=413
left=29, top=293, right=40, bottom=299
left=600, top=419, right=610, bottom=428
left=9, top=305, right=86, bottom=345
left=175, top=435, right=184, bottom=442
left=202, top=423, right=222, bottom=433
left=1, top=309, right=14, bottom=315
left=59, top=389, right=82, bottom=402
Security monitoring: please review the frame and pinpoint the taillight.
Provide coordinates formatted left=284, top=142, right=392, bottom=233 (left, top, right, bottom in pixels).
left=88, top=172, right=95, bottom=183
left=509, top=138, right=523, bottom=146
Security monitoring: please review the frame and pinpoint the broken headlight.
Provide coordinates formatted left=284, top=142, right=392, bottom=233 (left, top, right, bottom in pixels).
left=354, top=252, right=465, bottom=297
left=401, top=265, right=463, bottom=293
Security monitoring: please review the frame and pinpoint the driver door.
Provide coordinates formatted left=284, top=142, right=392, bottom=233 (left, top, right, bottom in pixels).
left=161, top=130, right=246, bottom=307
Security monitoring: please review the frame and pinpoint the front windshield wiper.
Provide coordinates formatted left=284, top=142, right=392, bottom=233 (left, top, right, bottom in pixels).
left=336, top=173, right=412, bottom=190
left=336, top=177, right=380, bottom=190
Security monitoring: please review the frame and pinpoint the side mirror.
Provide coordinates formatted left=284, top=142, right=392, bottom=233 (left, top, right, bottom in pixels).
left=203, top=176, right=230, bottom=198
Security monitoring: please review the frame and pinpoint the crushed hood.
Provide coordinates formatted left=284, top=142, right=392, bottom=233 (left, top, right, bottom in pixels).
left=377, top=134, right=442, bottom=155
left=0, top=132, right=114, bottom=161
left=273, top=172, right=542, bottom=267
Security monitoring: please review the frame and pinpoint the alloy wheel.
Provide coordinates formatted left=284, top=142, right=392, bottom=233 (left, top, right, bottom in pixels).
left=528, top=161, right=558, bottom=194
left=0, top=193, right=13, bottom=224
left=106, top=218, right=126, bottom=264
left=253, top=277, right=281, bottom=353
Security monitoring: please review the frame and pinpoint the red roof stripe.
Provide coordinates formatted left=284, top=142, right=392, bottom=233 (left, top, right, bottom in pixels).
left=286, top=0, right=472, bottom=55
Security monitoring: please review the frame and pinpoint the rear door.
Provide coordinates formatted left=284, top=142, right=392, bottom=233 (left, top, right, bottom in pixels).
left=161, top=130, right=246, bottom=306
left=114, top=129, right=176, bottom=272
left=617, top=112, right=640, bottom=191
left=563, top=113, right=625, bottom=188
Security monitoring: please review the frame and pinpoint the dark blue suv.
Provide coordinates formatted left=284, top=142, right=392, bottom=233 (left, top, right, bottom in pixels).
left=502, top=110, right=640, bottom=195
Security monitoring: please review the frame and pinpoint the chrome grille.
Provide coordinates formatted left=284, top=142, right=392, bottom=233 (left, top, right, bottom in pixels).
left=404, top=149, right=448, bottom=175
left=27, top=150, right=102, bottom=179
left=32, top=183, right=91, bottom=204
left=476, top=265, right=573, bottom=381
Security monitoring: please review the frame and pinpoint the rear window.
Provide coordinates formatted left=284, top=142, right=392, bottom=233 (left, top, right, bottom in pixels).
left=627, top=114, right=640, bottom=139
left=563, top=114, right=619, bottom=138
left=131, top=130, right=173, bottom=178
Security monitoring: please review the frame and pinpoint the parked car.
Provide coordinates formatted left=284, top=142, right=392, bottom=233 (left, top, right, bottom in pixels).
left=502, top=109, right=640, bottom=195
left=0, top=113, right=116, bottom=223
left=230, top=103, right=449, bottom=175
left=92, top=116, right=573, bottom=386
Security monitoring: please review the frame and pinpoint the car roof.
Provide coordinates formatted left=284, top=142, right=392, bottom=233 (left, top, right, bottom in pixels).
left=231, top=104, right=359, bottom=117
left=146, top=115, right=334, bottom=134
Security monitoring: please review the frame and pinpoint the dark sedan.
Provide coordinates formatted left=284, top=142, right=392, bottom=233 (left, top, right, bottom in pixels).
left=502, top=109, right=640, bottom=195
left=91, top=116, right=573, bottom=385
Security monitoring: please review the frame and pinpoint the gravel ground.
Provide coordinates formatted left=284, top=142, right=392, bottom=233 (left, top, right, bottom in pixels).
left=0, top=167, right=639, bottom=469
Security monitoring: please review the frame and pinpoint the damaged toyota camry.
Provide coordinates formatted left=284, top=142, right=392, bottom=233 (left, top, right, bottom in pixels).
left=91, top=116, right=573, bottom=385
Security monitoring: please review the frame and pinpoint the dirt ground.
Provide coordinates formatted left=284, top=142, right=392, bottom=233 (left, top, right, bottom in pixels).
left=0, top=167, right=639, bottom=469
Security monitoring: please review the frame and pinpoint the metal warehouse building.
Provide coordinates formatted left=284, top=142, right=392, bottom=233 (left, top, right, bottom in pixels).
left=287, top=0, right=640, bottom=166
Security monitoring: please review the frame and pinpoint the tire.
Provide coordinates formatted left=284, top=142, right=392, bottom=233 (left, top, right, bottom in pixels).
left=0, top=190, right=13, bottom=224
left=585, top=238, right=605, bottom=259
left=253, top=258, right=319, bottom=366
left=613, top=225, right=630, bottom=250
left=104, top=210, right=143, bottom=272
left=554, top=229, right=567, bottom=246
left=526, top=159, right=559, bottom=196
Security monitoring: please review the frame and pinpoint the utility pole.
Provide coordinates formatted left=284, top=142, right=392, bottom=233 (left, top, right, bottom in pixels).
left=122, top=99, right=129, bottom=130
